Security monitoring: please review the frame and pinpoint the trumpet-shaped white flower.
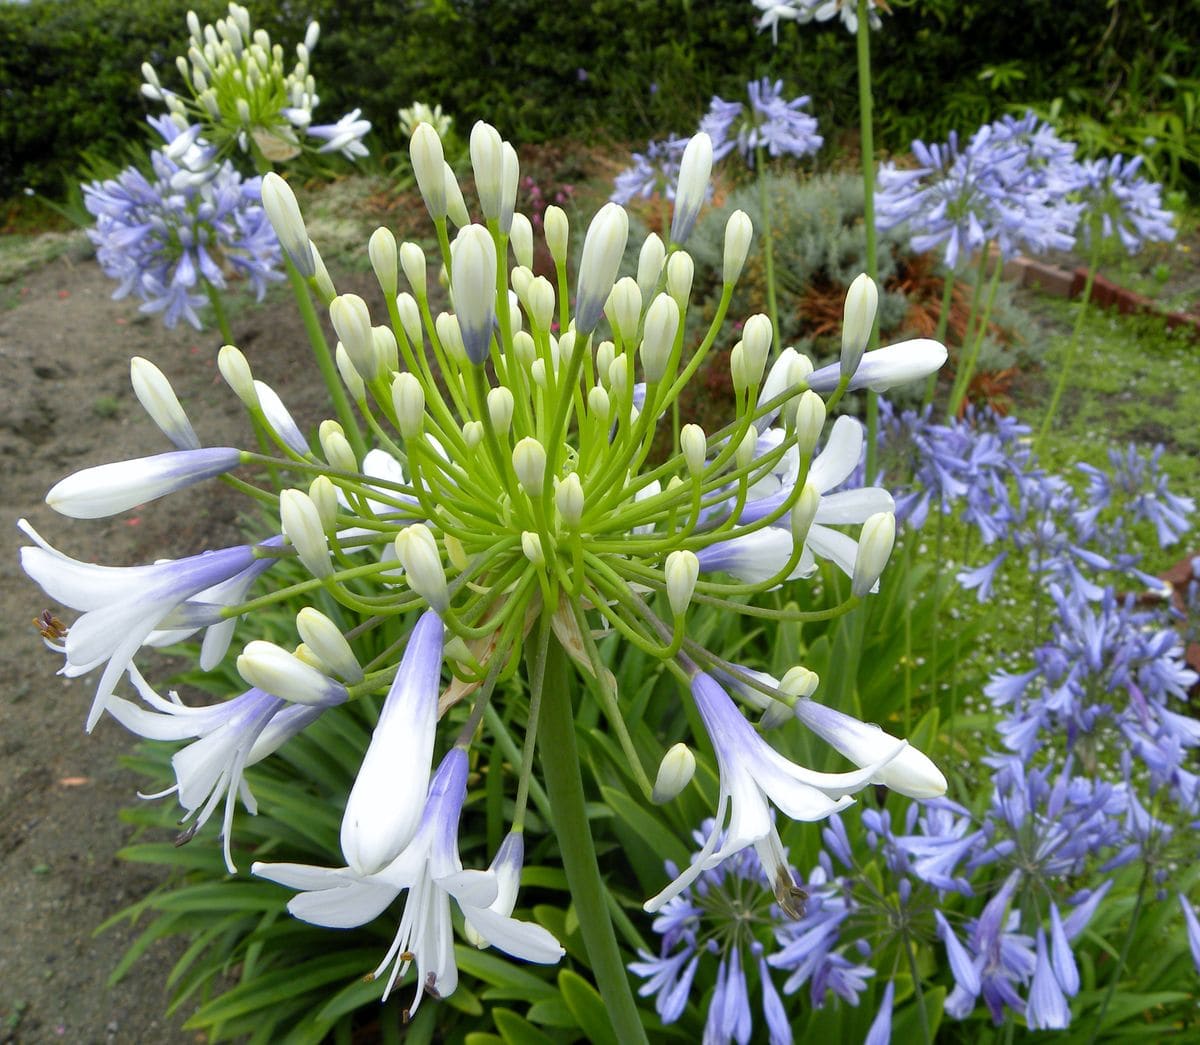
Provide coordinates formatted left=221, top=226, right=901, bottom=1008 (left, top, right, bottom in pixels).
left=342, top=610, right=444, bottom=875
left=645, top=673, right=904, bottom=911
left=106, top=666, right=339, bottom=871
left=19, top=519, right=276, bottom=731
left=254, top=749, right=563, bottom=1017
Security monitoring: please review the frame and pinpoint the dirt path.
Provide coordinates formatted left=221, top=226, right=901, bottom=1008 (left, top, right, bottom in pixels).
left=0, top=242, right=338, bottom=1044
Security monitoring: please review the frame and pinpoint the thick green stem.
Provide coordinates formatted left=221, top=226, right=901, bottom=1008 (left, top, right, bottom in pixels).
left=1036, top=233, right=1101, bottom=454
left=755, top=146, right=781, bottom=351
left=284, top=257, right=365, bottom=459
left=856, top=0, right=879, bottom=481
left=537, top=636, right=648, bottom=1045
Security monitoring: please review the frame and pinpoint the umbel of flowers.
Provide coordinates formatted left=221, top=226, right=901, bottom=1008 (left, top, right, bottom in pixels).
left=84, top=115, right=283, bottom=330
left=21, top=122, right=948, bottom=1034
left=140, top=2, right=370, bottom=166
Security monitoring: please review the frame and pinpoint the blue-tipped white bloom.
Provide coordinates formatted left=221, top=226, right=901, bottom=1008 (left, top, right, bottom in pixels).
left=253, top=749, right=563, bottom=1016
left=45, top=448, right=241, bottom=519
left=341, top=611, right=444, bottom=875
left=670, top=133, right=713, bottom=244
left=19, top=520, right=271, bottom=730
left=451, top=225, right=498, bottom=365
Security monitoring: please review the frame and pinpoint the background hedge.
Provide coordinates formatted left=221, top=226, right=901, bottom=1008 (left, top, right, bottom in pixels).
left=2, top=0, right=1198, bottom=199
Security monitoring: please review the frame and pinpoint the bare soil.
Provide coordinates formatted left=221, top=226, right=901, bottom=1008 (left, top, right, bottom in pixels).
left=0, top=239, right=363, bottom=1045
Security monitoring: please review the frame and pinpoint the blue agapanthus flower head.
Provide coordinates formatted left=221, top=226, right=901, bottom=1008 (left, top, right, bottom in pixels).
left=84, top=116, right=283, bottom=329
left=1075, top=152, right=1176, bottom=253
left=741, top=78, right=823, bottom=163
left=610, top=137, right=688, bottom=205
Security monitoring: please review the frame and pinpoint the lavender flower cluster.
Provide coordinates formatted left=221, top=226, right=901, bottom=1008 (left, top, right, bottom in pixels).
left=611, top=79, right=821, bottom=205
left=634, top=402, right=1200, bottom=1039
left=877, top=111, right=1176, bottom=268
left=84, top=116, right=282, bottom=329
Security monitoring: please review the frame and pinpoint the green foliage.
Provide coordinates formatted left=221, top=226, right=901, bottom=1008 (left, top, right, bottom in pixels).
left=6, top=0, right=1200, bottom=201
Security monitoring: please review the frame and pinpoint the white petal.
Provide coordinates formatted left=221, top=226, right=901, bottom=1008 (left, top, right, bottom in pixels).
left=814, top=488, right=895, bottom=525
left=288, top=878, right=400, bottom=928
left=807, top=415, right=863, bottom=493
left=463, top=906, right=565, bottom=964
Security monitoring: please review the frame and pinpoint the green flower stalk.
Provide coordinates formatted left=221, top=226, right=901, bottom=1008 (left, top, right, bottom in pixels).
left=20, top=119, right=949, bottom=1036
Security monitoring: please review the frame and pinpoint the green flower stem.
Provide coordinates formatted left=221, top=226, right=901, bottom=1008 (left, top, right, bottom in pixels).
left=922, top=270, right=958, bottom=406
left=537, top=635, right=649, bottom=1045
left=203, top=279, right=236, bottom=345
left=944, top=246, right=989, bottom=412
left=1086, top=866, right=1150, bottom=1045
left=902, top=928, right=933, bottom=1045
left=755, top=146, right=781, bottom=350
left=947, top=248, right=1002, bottom=418
left=856, top=0, right=880, bottom=482
left=283, top=256, right=365, bottom=460
left=483, top=703, right=552, bottom=825
left=1036, top=229, right=1101, bottom=454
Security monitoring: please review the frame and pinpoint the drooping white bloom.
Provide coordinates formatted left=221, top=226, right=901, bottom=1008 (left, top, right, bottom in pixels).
left=254, top=749, right=563, bottom=1016
left=341, top=610, right=444, bottom=875
left=808, top=338, right=947, bottom=393
left=237, top=640, right=350, bottom=706
left=645, top=673, right=903, bottom=911
left=106, top=666, right=340, bottom=871
left=19, top=519, right=275, bottom=731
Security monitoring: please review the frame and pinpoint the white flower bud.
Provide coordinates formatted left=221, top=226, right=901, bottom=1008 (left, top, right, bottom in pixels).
left=555, top=472, right=585, bottom=526
left=509, top=211, right=533, bottom=270
left=852, top=512, right=896, bottom=598
left=373, top=325, right=398, bottom=375
left=436, top=311, right=466, bottom=363
left=457, top=420, right=480, bottom=448
left=333, top=344, right=364, bottom=402
left=368, top=227, right=398, bottom=300
left=666, top=250, right=694, bottom=311
left=670, top=133, right=713, bottom=244
left=841, top=273, right=878, bottom=380
left=395, top=292, right=423, bottom=347
left=794, top=391, right=827, bottom=456
left=587, top=384, right=610, bottom=423
left=304, top=20, right=320, bottom=51
left=470, top=120, right=504, bottom=222
left=308, top=475, right=337, bottom=531
left=636, top=233, right=665, bottom=302
left=237, top=640, right=344, bottom=706
left=651, top=742, right=696, bottom=804
left=392, top=372, right=424, bottom=439
left=665, top=550, right=700, bottom=618
left=318, top=420, right=356, bottom=473
left=280, top=488, right=331, bottom=578
left=260, top=173, right=315, bottom=277
left=444, top=163, right=470, bottom=227
left=741, top=314, right=772, bottom=387
left=723, top=210, right=754, bottom=285
left=529, top=358, right=547, bottom=388
left=512, top=437, right=546, bottom=494
left=595, top=341, right=615, bottom=384
left=499, top=141, right=519, bottom=233
left=400, top=241, right=427, bottom=298
left=736, top=427, right=758, bottom=471
left=330, top=294, right=375, bottom=380
left=510, top=264, right=534, bottom=303
left=730, top=343, right=747, bottom=395
left=640, top=293, right=679, bottom=383
left=780, top=666, right=820, bottom=699
left=680, top=424, right=706, bottom=476
left=487, top=386, right=515, bottom=434
left=394, top=523, right=448, bottom=611
left=607, top=354, right=629, bottom=397
left=130, top=357, right=199, bottom=451
left=452, top=224, right=497, bottom=365
left=217, top=344, right=258, bottom=408
left=512, top=330, right=536, bottom=370
left=521, top=530, right=544, bottom=566
left=606, top=277, right=641, bottom=343
left=790, top=481, right=821, bottom=546
left=544, top=205, right=568, bottom=266
left=309, top=238, right=336, bottom=303
left=575, top=202, right=629, bottom=334
left=527, top=276, right=555, bottom=332
left=410, top=122, right=446, bottom=220
left=296, top=608, right=363, bottom=684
